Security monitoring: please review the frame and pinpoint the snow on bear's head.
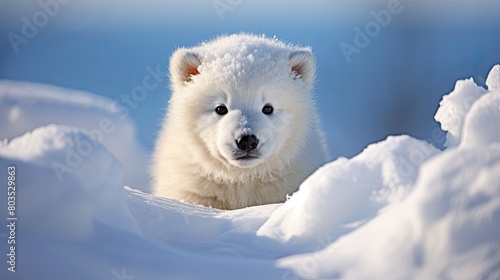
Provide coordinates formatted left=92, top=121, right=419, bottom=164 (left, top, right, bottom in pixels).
left=167, top=34, right=316, bottom=174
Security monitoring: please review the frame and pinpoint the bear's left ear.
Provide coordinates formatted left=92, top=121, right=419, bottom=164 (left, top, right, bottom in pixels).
left=288, top=50, right=316, bottom=86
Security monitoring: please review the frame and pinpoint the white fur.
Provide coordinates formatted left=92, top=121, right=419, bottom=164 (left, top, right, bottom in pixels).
left=152, top=34, right=328, bottom=210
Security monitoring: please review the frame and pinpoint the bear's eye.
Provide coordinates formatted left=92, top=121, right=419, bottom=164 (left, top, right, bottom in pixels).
left=215, top=105, right=228, bottom=115
left=262, top=105, right=274, bottom=115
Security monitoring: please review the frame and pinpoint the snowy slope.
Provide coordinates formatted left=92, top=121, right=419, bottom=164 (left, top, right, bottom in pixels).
left=0, top=80, right=149, bottom=190
left=1, top=66, right=500, bottom=279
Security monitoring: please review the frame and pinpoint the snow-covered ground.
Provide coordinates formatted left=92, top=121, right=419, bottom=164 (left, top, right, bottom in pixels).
left=1, top=65, right=499, bottom=279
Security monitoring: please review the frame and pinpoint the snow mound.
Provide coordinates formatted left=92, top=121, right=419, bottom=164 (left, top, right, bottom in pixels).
left=0, top=125, right=138, bottom=240
left=435, top=64, right=500, bottom=148
left=434, top=78, right=487, bottom=148
left=278, top=142, right=500, bottom=279
left=462, top=90, right=500, bottom=146
left=0, top=80, right=149, bottom=190
left=487, top=64, right=500, bottom=91
left=1, top=65, right=499, bottom=279
left=258, top=135, right=439, bottom=248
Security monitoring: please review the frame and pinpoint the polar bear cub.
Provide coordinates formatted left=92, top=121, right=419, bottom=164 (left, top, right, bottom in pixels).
left=152, top=34, right=327, bottom=210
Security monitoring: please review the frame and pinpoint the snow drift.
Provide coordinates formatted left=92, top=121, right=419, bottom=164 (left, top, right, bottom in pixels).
left=0, top=65, right=499, bottom=280
left=0, top=80, right=149, bottom=190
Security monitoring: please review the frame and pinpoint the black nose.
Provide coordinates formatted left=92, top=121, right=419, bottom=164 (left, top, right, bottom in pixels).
left=236, top=135, right=259, bottom=152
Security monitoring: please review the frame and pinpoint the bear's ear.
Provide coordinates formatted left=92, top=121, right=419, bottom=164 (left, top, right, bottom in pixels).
left=169, top=48, right=201, bottom=89
left=288, top=50, right=316, bottom=86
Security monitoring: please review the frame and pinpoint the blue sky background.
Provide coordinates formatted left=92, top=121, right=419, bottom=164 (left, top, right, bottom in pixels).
left=1, top=0, right=500, bottom=159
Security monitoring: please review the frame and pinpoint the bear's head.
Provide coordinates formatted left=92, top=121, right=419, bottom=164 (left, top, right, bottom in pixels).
left=167, top=34, right=316, bottom=172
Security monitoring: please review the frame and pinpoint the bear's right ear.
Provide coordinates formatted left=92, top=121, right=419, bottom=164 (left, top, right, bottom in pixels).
left=169, top=48, right=201, bottom=89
